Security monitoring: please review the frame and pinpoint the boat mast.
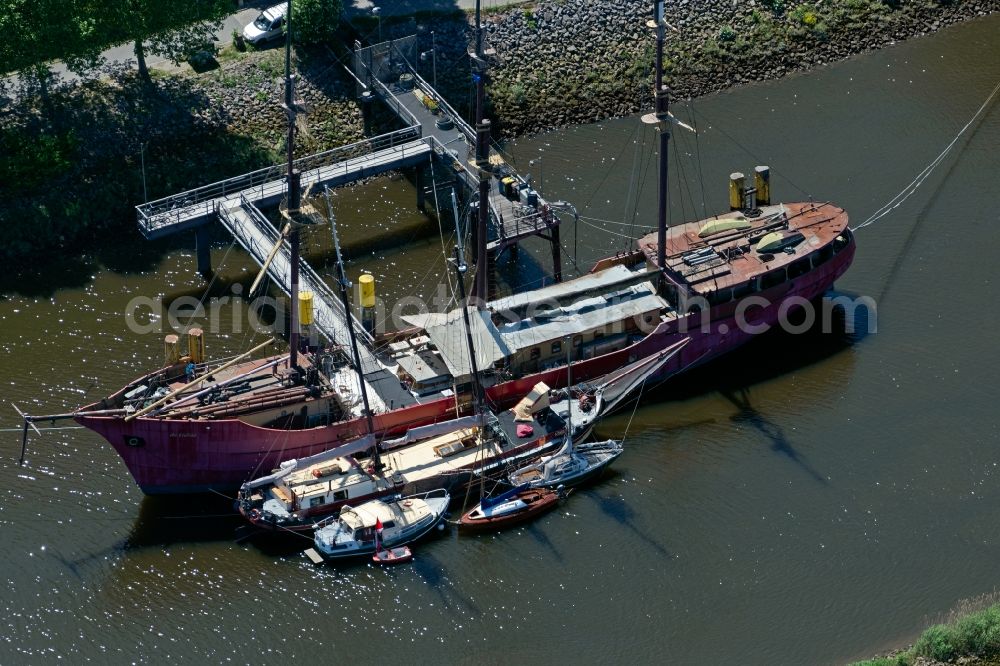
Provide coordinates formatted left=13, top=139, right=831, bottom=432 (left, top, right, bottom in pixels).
left=472, top=0, right=490, bottom=307
left=653, top=0, right=670, bottom=289
left=451, top=190, right=485, bottom=419
left=324, top=187, right=380, bottom=470
left=284, top=0, right=302, bottom=368
left=565, top=336, right=573, bottom=446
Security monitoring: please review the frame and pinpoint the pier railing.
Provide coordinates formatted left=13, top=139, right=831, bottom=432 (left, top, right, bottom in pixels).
left=137, top=127, right=422, bottom=233
left=492, top=207, right=556, bottom=249
left=220, top=193, right=375, bottom=350
left=367, top=73, right=422, bottom=130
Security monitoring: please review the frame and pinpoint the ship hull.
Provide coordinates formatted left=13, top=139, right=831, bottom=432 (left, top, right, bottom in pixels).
left=76, top=398, right=459, bottom=495
left=77, top=237, right=854, bottom=494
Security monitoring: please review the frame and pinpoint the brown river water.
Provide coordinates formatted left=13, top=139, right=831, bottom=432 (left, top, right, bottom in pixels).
left=2, top=14, right=999, bottom=664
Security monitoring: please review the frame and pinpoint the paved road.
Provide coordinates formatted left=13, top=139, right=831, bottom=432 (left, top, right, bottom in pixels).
left=15, top=4, right=265, bottom=86
left=9, top=0, right=523, bottom=87
left=344, top=0, right=499, bottom=16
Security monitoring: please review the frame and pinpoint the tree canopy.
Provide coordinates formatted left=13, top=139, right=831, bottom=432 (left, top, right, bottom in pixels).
left=0, top=0, right=230, bottom=78
left=293, top=0, right=343, bottom=46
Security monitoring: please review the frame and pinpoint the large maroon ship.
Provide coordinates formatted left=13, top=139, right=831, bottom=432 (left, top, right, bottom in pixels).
left=66, top=199, right=853, bottom=493
left=24, top=1, right=855, bottom=494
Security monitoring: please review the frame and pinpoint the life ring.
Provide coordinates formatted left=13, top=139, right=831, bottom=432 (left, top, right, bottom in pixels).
left=402, top=500, right=413, bottom=507
left=249, top=508, right=261, bottom=522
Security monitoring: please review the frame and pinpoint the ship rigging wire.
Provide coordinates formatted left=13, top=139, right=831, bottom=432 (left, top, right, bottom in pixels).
left=685, top=105, right=812, bottom=200
left=852, top=78, right=1000, bottom=232
left=683, top=99, right=710, bottom=221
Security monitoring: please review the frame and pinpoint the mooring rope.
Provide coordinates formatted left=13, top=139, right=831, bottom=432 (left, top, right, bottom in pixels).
left=853, top=78, right=1000, bottom=232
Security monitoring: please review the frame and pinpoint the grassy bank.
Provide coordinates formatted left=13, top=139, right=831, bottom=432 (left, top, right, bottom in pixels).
left=852, top=595, right=1000, bottom=665
left=485, top=0, right=1000, bottom=136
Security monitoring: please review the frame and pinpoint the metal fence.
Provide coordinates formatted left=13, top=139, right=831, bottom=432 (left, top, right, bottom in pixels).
left=352, top=36, right=418, bottom=93
left=391, top=44, right=476, bottom=144
left=366, top=75, right=422, bottom=129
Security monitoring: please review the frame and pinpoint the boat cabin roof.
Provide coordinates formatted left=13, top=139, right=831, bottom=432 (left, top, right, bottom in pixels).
left=488, top=263, right=644, bottom=313
left=340, top=501, right=397, bottom=529
left=402, top=308, right=511, bottom=378
left=402, top=276, right=667, bottom=378
left=395, top=349, right=452, bottom=383
left=495, top=284, right=664, bottom=350
left=282, top=456, right=375, bottom=498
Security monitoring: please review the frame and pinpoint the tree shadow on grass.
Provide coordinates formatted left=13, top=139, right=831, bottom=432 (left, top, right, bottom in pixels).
left=0, top=66, right=276, bottom=298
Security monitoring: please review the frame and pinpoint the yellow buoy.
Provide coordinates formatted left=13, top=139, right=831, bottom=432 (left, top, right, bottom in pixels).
left=359, top=274, right=376, bottom=308
left=729, top=172, right=745, bottom=211
left=299, top=291, right=314, bottom=327
left=187, top=328, right=205, bottom=365
left=164, top=334, right=181, bottom=366
left=755, top=166, right=771, bottom=206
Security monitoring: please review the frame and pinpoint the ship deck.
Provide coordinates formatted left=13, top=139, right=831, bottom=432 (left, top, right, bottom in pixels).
left=376, top=408, right=563, bottom=486
left=637, top=201, right=850, bottom=296
left=147, top=353, right=349, bottom=421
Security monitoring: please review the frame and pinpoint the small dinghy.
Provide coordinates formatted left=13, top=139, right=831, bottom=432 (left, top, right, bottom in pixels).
left=312, top=489, right=449, bottom=561
left=372, top=546, right=414, bottom=565
left=459, top=484, right=562, bottom=532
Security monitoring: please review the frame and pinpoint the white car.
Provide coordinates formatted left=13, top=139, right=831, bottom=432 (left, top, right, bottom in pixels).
left=243, top=3, right=288, bottom=45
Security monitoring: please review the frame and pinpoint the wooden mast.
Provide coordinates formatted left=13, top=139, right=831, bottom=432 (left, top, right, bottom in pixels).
left=641, top=0, right=672, bottom=290
left=284, top=0, right=302, bottom=368
left=324, top=187, right=380, bottom=470
left=654, top=0, right=670, bottom=288
left=472, top=0, right=491, bottom=307
left=451, top=189, right=485, bottom=417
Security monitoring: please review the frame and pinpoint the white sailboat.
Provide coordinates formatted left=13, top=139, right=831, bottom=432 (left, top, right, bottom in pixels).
left=549, top=337, right=690, bottom=443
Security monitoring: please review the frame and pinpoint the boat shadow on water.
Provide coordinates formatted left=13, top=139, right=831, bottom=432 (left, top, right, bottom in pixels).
left=409, top=550, right=483, bottom=615
left=519, top=519, right=565, bottom=563
left=580, top=477, right=674, bottom=559
left=124, top=493, right=245, bottom=549
left=617, top=290, right=873, bottom=484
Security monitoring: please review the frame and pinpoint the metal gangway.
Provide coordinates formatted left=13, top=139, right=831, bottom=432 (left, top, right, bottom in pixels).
left=136, top=127, right=429, bottom=240
left=216, top=194, right=388, bottom=378
left=356, top=40, right=565, bottom=255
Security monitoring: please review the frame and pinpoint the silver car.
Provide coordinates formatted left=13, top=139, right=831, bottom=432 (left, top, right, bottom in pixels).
left=242, top=3, right=288, bottom=45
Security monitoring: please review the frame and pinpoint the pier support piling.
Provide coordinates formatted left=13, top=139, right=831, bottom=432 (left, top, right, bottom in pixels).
left=195, top=225, right=212, bottom=275
left=361, top=91, right=374, bottom=136
left=550, top=225, right=563, bottom=283
left=416, top=166, right=426, bottom=212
